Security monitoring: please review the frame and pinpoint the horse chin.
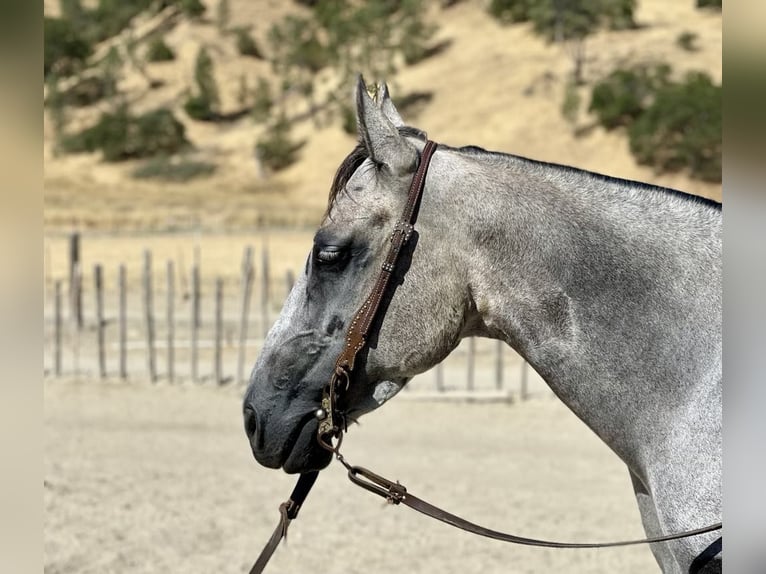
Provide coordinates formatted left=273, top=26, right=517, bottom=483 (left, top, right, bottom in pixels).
left=282, top=417, right=333, bottom=474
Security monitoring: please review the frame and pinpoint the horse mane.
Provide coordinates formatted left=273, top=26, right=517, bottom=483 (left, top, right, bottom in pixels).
left=327, top=126, right=720, bottom=217
left=325, top=126, right=427, bottom=218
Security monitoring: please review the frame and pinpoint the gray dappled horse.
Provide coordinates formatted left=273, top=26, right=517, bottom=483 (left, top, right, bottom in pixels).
left=243, top=79, right=721, bottom=573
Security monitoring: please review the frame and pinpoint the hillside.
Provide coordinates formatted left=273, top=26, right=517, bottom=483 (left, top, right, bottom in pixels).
left=43, top=0, right=722, bottom=232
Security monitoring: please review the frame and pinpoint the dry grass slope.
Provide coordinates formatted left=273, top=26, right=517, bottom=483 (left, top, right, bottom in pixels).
left=43, top=0, right=721, bottom=232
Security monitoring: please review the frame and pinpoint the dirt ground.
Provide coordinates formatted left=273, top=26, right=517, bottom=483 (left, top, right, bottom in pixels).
left=44, top=378, right=659, bottom=573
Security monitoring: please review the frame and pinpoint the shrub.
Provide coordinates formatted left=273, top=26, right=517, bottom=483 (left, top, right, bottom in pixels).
left=628, top=72, right=721, bottom=182
left=146, top=37, right=175, bottom=62
left=61, top=105, right=189, bottom=161
left=251, top=77, right=273, bottom=124
left=131, top=156, right=216, bottom=181
left=487, top=0, right=530, bottom=24
left=217, top=0, right=230, bottom=32
left=87, top=0, right=154, bottom=42
left=676, top=31, right=699, bottom=52
left=600, top=0, right=637, bottom=30
left=234, top=27, right=263, bottom=58
left=697, top=0, right=722, bottom=9
left=44, top=16, right=92, bottom=77
left=63, top=75, right=115, bottom=107
left=184, top=47, right=220, bottom=121
left=254, top=118, right=304, bottom=172
left=588, top=64, right=670, bottom=129
left=183, top=94, right=216, bottom=121
left=177, top=0, right=206, bottom=18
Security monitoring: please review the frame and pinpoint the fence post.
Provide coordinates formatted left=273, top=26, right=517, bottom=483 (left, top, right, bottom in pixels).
left=435, top=362, right=444, bottom=392
left=94, top=264, right=105, bottom=379
left=71, top=262, right=81, bottom=375
left=118, top=264, right=127, bottom=379
left=166, top=260, right=175, bottom=383
left=191, top=264, right=200, bottom=382
left=143, top=250, right=157, bottom=382
left=494, top=339, right=503, bottom=391
left=466, top=337, right=475, bottom=391
left=260, top=246, right=270, bottom=339
left=520, top=360, right=529, bottom=401
left=214, top=277, right=224, bottom=384
left=54, top=280, right=62, bottom=376
left=237, top=247, right=254, bottom=385
left=193, top=242, right=201, bottom=328
left=69, top=232, right=82, bottom=329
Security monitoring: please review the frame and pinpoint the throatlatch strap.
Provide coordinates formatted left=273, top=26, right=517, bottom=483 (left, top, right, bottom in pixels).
left=249, top=471, right=319, bottom=574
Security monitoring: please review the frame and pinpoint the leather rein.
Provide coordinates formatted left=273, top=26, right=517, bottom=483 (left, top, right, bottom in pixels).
left=249, top=139, right=721, bottom=573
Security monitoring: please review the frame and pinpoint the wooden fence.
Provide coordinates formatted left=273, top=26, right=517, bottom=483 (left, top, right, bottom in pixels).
left=43, top=233, right=544, bottom=400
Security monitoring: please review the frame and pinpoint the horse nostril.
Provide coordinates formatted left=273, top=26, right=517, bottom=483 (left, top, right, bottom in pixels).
left=244, top=406, right=258, bottom=442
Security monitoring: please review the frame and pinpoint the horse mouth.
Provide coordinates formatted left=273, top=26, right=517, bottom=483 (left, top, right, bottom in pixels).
left=281, top=413, right=333, bottom=474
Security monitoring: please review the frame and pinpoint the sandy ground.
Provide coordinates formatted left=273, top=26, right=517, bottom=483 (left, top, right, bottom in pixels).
left=44, top=378, right=659, bottom=573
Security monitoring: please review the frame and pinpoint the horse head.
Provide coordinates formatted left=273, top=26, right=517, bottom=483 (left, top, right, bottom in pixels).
left=243, top=78, right=470, bottom=473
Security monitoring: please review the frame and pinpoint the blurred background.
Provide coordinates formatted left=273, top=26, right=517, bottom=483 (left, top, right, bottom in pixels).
left=42, top=1, right=722, bottom=572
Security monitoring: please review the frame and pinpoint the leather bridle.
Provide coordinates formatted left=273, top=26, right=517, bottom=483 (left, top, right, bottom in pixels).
left=249, top=138, right=721, bottom=574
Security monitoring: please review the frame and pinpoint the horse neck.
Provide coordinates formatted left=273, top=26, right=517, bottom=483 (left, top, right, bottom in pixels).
left=431, top=149, right=722, bottom=469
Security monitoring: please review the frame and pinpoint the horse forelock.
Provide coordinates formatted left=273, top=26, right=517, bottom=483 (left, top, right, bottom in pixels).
left=325, top=126, right=427, bottom=219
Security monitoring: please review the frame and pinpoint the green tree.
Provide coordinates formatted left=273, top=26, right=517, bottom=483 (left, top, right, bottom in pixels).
left=61, top=105, right=189, bottom=161
left=255, top=116, right=305, bottom=172
left=251, top=77, right=273, bottom=124
left=234, top=27, right=263, bottom=58
left=46, top=74, right=68, bottom=154
left=177, top=0, right=206, bottom=18
left=487, top=0, right=636, bottom=84
left=697, top=0, right=722, bottom=9
left=266, top=0, right=435, bottom=126
left=526, top=0, right=602, bottom=84
left=44, top=16, right=92, bottom=77
left=628, top=72, right=721, bottom=182
left=101, top=46, right=123, bottom=103
left=60, top=0, right=85, bottom=26
left=487, top=0, right=530, bottom=24
left=184, top=47, right=220, bottom=121
left=146, top=37, right=175, bottom=62
left=217, top=0, right=231, bottom=32
left=588, top=64, right=670, bottom=129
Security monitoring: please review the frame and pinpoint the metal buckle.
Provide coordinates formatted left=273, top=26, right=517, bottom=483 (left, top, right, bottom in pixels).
left=390, top=222, right=414, bottom=245
left=347, top=466, right=407, bottom=504
left=316, top=368, right=350, bottom=451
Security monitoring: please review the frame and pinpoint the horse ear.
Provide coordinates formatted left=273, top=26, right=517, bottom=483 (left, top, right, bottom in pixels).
left=356, top=76, right=417, bottom=175
left=378, top=82, right=405, bottom=128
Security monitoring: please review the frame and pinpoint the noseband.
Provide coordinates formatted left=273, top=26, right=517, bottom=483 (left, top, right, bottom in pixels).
left=249, top=139, right=721, bottom=573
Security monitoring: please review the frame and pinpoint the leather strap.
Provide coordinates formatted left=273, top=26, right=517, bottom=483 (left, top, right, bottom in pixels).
left=346, top=464, right=723, bottom=549
left=249, top=471, right=319, bottom=574
left=336, top=139, right=437, bottom=373
left=318, top=140, right=438, bottom=443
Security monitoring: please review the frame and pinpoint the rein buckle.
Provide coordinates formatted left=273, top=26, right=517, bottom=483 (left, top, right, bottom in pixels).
left=347, top=465, right=407, bottom=505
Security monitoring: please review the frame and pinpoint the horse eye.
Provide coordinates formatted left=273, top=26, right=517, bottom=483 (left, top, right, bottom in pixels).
left=315, top=246, right=346, bottom=265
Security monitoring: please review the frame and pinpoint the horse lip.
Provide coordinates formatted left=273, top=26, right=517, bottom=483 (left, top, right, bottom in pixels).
left=277, top=409, right=323, bottom=469
left=282, top=414, right=333, bottom=473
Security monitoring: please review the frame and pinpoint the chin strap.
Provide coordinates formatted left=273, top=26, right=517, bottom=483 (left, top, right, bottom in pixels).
left=249, top=471, right=318, bottom=574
